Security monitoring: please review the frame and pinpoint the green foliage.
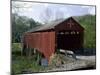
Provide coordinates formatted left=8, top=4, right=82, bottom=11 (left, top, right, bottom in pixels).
left=76, top=15, right=96, bottom=48
left=12, top=43, right=46, bottom=74
left=12, top=13, right=41, bottom=43
left=12, top=43, right=22, bottom=52
left=12, top=13, right=96, bottom=48
left=12, top=56, right=43, bottom=74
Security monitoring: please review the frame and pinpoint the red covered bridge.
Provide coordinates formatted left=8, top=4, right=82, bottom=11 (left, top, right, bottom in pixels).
left=22, top=17, right=84, bottom=61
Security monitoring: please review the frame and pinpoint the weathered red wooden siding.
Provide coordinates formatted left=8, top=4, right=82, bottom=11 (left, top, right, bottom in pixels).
left=23, top=17, right=84, bottom=60
left=24, top=31, right=55, bottom=61
left=55, top=18, right=84, bottom=31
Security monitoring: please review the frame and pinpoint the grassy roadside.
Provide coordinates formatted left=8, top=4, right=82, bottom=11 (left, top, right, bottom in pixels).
left=12, top=43, right=46, bottom=74
left=11, top=43, right=96, bottom=74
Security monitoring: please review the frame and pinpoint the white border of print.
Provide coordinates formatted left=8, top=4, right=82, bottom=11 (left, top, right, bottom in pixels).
left=0, top=0, right=100, bottom=75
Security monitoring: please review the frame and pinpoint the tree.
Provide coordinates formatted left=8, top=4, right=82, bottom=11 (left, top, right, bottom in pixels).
left=12, top=14, right=41, bottom=43
left=12, top=1, right=42, bottom=43
left=40, top=7, right=64, bottom=23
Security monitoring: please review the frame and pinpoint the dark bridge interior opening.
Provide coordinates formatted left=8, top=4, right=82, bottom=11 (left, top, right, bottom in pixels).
left=57, top=30, right=83, bottom=51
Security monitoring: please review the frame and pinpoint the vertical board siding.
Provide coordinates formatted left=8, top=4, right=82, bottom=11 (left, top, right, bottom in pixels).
left=23, top=17, right=84, bottom=61
left=24, top=31, right=55, bottom=61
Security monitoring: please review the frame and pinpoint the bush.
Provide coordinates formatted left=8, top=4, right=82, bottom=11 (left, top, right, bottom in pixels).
left=12, top=43, right=46, bottom=74
left=12, top=43, right=22, bottom=52
left=49, top=53, right=63, bottom=67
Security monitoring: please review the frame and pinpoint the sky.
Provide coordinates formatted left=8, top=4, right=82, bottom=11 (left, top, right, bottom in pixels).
left=12, top=1, right=96, bottom=23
